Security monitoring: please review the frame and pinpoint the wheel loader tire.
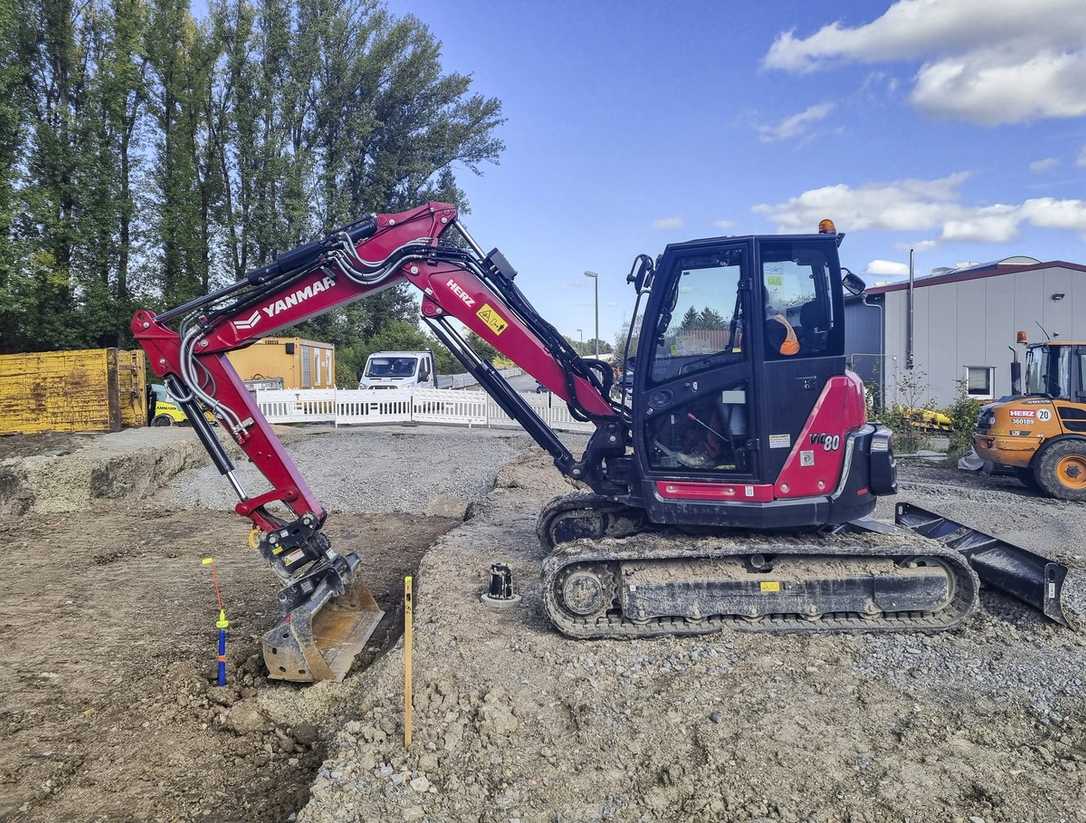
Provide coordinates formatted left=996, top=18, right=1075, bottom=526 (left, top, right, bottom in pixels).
left=151, top=414, right=174, bottom=427
left=1034, top=439, right=1086, bottom=501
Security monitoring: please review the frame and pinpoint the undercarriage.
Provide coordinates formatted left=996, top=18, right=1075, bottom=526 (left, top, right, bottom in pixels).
left=538, top=494, right=979, bottom=639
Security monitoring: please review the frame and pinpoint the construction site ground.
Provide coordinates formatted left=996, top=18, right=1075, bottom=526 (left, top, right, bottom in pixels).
left=0, top=425, right=530, bottom=822
left=2, top=426, right=1085, bottom=822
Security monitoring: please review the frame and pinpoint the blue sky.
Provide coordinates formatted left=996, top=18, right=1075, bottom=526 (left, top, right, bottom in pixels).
left=200, top=0, right=1086, bottom=343
left=378, top=0, right=1086, bottom=343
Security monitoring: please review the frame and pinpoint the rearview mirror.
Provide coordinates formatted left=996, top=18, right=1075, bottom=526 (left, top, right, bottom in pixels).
left=841, top=269, right=866, bottom=296
left=627, top=254, right=655, bottom=293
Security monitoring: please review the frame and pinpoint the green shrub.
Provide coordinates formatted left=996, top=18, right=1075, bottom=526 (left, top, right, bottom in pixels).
left=875, top=369, right=934, bottom=454
left=944, top=380, right=984, bottom=458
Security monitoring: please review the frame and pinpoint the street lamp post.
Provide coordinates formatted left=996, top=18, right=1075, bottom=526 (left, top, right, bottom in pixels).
left=577, top=328, right=583, bottom=350
left=584, top=271, right=599, bottom=357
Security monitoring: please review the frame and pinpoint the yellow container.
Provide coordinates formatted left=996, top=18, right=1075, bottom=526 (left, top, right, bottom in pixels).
left=0, top=348, right=147, bottom=434
left=226, top=337, right=335, bottom=390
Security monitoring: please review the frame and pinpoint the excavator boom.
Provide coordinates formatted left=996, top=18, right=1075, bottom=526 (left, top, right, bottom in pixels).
left=134, top=202, right=623, bottom=681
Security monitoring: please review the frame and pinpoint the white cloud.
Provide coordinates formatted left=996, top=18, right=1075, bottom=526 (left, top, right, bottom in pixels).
left=895, top=239, right=938, bottom=252
left=1029, top=157, right=1059, bottom=174
left=1019, top=197, right=1086, bottom=232
left=865, top=259, right=909, bottom=277
left=753, top=172, right=970, bottom=233
left=763, top=0, right=1086, bottom=125
left=711, top=218, right=735, bottom=230
left=911, top=49, right=1086, bottom=124
left=756, top=173, right=1086, bottom=245
left=941, top=204, right=1021, bottom=243
left=652, top=216, right=684, bottom=230
left=758, top=102, right=835, bottom=142
left=1077, top=146, right=1086, bottom=168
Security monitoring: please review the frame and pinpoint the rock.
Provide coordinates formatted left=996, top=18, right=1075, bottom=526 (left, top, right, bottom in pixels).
left=709, top=711, right=722, bottom=723
left=483, top=686, right=509, bottom=705
left=224, top=701, right=266, bottom=734
left=443, top=722, right=465, bottom=752
left=477, top=703, right=518, bottom=739
left=208, top=687, right=239, bottom=707
left=410, top=776, right=431, bottom=793
left=418, top=752, right=439, bottom=771
left=403, top=807, right=425, bottom=821
left=644, top=787, right=671, bottom=811
left=660, top=764, right=684, bottom=786
left=293, top=723, right=319, bottom=746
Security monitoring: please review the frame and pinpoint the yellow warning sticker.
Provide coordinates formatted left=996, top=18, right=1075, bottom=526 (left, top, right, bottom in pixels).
left=760, top=581, right=781, bottom=593
left=477, top=303, right=508, bottom=335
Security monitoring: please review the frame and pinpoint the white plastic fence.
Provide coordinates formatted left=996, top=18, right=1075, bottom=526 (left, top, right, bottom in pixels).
left=437, top=366, right=524, bottom=390
left=255, top=385, right=593, bottom=433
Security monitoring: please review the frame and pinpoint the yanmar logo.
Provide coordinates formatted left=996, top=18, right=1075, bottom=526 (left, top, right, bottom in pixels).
left=233, top=310, right=261, bottom=331
left=446, top=278, right=476, bottom=308
left=235, top=275, right=336, bottom=332
left=263, top=275, right=336, bottom=318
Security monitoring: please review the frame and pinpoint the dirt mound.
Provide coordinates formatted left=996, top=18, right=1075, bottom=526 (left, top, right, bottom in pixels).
left=299, top=453, right=1086, bottom=823
left=0, top=428, right=208, bottom=517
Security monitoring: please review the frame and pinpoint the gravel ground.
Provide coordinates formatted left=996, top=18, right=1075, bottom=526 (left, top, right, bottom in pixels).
left=154, top=424, right=539, bottom=516
left=296, top=454, right=1086, bottom=823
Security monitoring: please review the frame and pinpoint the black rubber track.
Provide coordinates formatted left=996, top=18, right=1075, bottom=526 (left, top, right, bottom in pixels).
left=537, top=493, right=980, bottom=640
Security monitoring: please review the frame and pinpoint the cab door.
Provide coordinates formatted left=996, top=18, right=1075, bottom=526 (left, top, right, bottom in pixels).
left=755, top=237, right=847, bottom=482
left=632, top=239, right=760, bottom=485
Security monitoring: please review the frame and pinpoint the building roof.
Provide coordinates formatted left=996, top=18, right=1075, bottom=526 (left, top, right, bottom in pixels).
left=865, top=258, right=1086, bottom=295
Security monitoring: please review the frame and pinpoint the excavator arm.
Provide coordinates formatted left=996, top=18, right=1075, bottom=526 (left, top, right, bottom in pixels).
left=133, top=201, right=625, bottom=682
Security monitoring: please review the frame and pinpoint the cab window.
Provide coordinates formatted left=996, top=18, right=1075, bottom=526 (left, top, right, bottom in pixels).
left=651, top=248, right=746, bottom=383
left=760, top=241, right=841, bottom=359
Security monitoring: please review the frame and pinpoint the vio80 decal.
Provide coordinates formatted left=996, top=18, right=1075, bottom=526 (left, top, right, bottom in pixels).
left=809, top=433, right=841, bottom=451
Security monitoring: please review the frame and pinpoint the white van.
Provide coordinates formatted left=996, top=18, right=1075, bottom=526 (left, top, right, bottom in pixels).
left=358, top=350, right=436, bottom=389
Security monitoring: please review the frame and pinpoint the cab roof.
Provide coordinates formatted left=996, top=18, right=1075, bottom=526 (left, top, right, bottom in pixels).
left=663, top=232, right=841, bottom=254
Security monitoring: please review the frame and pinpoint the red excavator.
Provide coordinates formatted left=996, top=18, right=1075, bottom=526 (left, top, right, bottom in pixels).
left=134, top=202, right=980, bottom=683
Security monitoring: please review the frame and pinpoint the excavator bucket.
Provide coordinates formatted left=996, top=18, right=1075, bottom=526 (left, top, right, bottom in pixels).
left=262, top=574, right=384, bottom=683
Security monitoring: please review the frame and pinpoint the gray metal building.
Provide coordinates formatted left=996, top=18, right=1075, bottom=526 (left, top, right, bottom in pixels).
left=844, top=257, right=1086, bottom=407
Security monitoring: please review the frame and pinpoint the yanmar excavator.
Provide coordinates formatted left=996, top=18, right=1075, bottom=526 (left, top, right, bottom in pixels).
left=133, top=202, right=980, bottom=683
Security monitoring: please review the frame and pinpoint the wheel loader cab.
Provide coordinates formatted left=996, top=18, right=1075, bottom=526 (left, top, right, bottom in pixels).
left=1023, top=342, right=1086, bottom=401
left=630, top=233, right=882, bottom=529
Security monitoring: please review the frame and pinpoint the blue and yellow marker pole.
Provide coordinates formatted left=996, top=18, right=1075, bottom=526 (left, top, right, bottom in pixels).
left=202, top=557, right=229, bottom=686
left=215, top=608, right=229, bottom=686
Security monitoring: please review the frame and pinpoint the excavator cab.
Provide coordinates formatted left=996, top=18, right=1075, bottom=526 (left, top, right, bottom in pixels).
left=626, top=232, right=890, bottom=529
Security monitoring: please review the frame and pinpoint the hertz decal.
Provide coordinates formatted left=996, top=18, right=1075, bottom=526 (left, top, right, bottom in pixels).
left=476, top=303, right=508, bottom=335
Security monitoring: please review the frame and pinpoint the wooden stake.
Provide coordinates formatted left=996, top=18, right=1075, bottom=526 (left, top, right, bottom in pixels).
left=403, top=575, right=413, bottom=749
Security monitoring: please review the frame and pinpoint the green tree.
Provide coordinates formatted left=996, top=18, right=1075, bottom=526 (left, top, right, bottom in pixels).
left=679, top=306, right=698, bottom=331
left=0, top=0, right=504, bottom=358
